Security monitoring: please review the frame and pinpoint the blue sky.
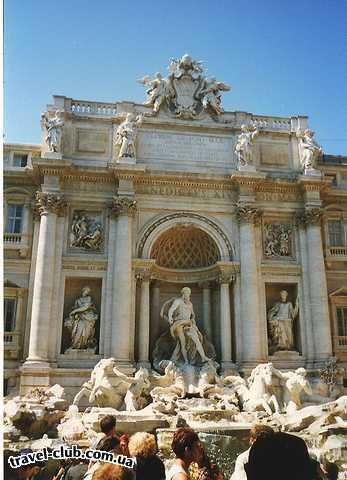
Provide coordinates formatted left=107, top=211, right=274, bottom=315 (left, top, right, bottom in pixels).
left=4, top=0, right=347, bottom=155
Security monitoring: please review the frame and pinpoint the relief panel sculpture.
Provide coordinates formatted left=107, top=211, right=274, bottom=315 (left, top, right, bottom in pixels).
left=69, top=211, right=103, bottom=251
left=263, top=222, right=293, bottom=258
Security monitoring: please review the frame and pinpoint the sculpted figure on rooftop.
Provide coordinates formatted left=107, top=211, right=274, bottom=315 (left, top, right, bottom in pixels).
left=114, top=113, right=142, bottom=160
left=234, top=124, right=259, bottom=169
left=41, top=110, right=64, bottom=153
left=297, top=129, right=322, bottom=174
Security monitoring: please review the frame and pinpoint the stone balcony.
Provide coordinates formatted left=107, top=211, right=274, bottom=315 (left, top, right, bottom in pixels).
left=325, top=246, right=347, bottom=263
left=4, top=331, right=21, bottom=360
left=334, top=335, right=347, bottom=352
left=4, top=233, right=30, bottom=257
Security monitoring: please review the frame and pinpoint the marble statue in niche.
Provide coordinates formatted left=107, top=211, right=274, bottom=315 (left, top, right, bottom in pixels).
left=41, top=110, right=64, bottom=153
left=268, top=290, right=299, bottom=354
left=296, top=129, right=322, bottom=175
left=70, top=212, right=103, bottom=251
left=234, top=124, right=259, bottom=169
left=264, top=223, right=293, bottom=258
left=64, top=287, right=98, bottom=351
left=152, top=287, right=216, bottom=370
left=114, top=113, right=142, bottom=161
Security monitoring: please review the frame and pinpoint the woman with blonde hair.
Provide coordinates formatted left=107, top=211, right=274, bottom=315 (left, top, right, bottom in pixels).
left=128, top=432, right=165, bottom=480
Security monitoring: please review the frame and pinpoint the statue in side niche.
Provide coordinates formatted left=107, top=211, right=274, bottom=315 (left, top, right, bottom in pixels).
left=268, top=290, right=299, bottom=353
left=64, top=287, right=98, bottom=351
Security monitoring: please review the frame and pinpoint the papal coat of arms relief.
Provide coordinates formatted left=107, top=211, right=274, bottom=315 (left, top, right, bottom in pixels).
left=138, top=54, right=230, bottom=120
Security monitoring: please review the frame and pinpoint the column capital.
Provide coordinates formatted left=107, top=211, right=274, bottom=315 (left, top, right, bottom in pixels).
left=135, top=269, right=152, bottom=283
left=110, top=196, right=137, bottom=217
left=35, top=191, right=67, bottom=216
left=235, top=203, right=262, bottom=224
left=295, top=207, right=323, bottom=226
left=217, top=272, right=235, bottom=284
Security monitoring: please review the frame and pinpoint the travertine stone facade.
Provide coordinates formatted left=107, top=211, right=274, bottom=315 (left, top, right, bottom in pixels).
left=3, top=57, right=347, bottom=397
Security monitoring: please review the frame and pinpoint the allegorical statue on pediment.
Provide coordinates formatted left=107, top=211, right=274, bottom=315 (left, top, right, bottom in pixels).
left=113, top=113, right=143, bottom=161
left=41, top=110, right=64, bottom=153
left=296, top=129, right=322, bottom=174
left=64, top=287, right=98, bottom=351
left=152, top=287, right=216, bottom=370
left=138, top=54, right=230, bottom=120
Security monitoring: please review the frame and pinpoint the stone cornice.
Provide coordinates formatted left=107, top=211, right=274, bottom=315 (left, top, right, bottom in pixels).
left=141, top=261, right=240, bottom=284
left=35, top=191, right=67, bottom=216
left=133, top=258, right=156, bottom=282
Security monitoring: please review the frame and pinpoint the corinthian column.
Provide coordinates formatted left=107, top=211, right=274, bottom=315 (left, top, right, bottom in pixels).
left=218, top=273, right=233, bottom=367
left=299, top=208, right=332, bottom=361
left=26, top=192, right=66, bottom=365
left=110, top=196, right=137, bottom=363
left=236, top=205, right=265, bottom=366
left=136, top=269, right=152, bottom=366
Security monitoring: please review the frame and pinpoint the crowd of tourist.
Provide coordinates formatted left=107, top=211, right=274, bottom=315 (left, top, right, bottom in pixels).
left=4, top=415, right=341, bottom=480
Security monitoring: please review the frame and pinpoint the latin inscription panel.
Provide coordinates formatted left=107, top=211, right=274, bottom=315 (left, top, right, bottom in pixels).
left=138, top=130, right=233, bottom=164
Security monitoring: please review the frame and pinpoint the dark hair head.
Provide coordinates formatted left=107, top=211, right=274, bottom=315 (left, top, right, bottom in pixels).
left=171, top=428, right=199, bottom=460
left=246, top=432, right=312, bottom=480
left=92, top=464, right=133, bottom=480
left=100, top=415, right=117, bottom=435
left=323, top=461, right=339, bottom=480
left=249, top=424, right=274, bottom=442
left=97, top=436, right=120, bottom=453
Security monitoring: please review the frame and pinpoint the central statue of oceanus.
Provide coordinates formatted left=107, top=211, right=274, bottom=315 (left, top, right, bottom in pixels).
left=152, top=287, right=216, bottom=371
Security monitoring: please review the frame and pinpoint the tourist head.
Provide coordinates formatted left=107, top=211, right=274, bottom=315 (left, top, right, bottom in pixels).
left=323, top=461, right=339, bottom=480
left=100, top=415, right=117, bottom=436
left=249, top=424, right=274, bottom=445
left=92, top=464, right=133, bottom=480
left=171, top=427, right=203, bottom=465
left=128, top=432, right=157, bottom=458
left=280, top=290, right=288, bottom=302
left=245, top=431, right=312, bottom=480
left=181, top=287, right=191, bottom=301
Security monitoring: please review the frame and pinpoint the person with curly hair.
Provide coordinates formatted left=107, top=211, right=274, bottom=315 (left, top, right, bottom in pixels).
left=128, top=432, right=165, bottom=480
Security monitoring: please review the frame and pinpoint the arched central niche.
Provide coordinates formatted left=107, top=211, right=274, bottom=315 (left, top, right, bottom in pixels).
left=150, top=225, right=220, bottom=269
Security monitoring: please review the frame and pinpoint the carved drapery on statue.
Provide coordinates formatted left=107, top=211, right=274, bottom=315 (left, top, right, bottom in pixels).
left=152, top=287, right=216, bottom=371
left=267, top=290, right=299, bottom=354
left=41, top=110, right=64, bottom=153
left=138, top=54, right=230, bottom=120
left=64, top=287, right=98, bottom=352
left=296, top=129, right=322, bottom=175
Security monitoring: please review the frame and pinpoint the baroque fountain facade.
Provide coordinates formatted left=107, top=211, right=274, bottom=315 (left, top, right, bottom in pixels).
left=3, top=54, right=347, bottom=472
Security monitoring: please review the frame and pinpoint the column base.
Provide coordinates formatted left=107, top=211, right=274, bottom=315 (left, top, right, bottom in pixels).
left=220, top=361, right=238, bottom=375
left=20, top=361, right=52, bottom=395
left=137, top=361, right=152, bottom=369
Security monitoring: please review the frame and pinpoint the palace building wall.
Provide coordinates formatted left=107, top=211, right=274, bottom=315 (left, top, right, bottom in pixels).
left=4, top=67, right=347, bottom=399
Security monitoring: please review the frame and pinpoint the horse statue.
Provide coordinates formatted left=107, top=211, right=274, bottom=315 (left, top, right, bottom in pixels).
left=235, top=363, right=280, bottom=415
